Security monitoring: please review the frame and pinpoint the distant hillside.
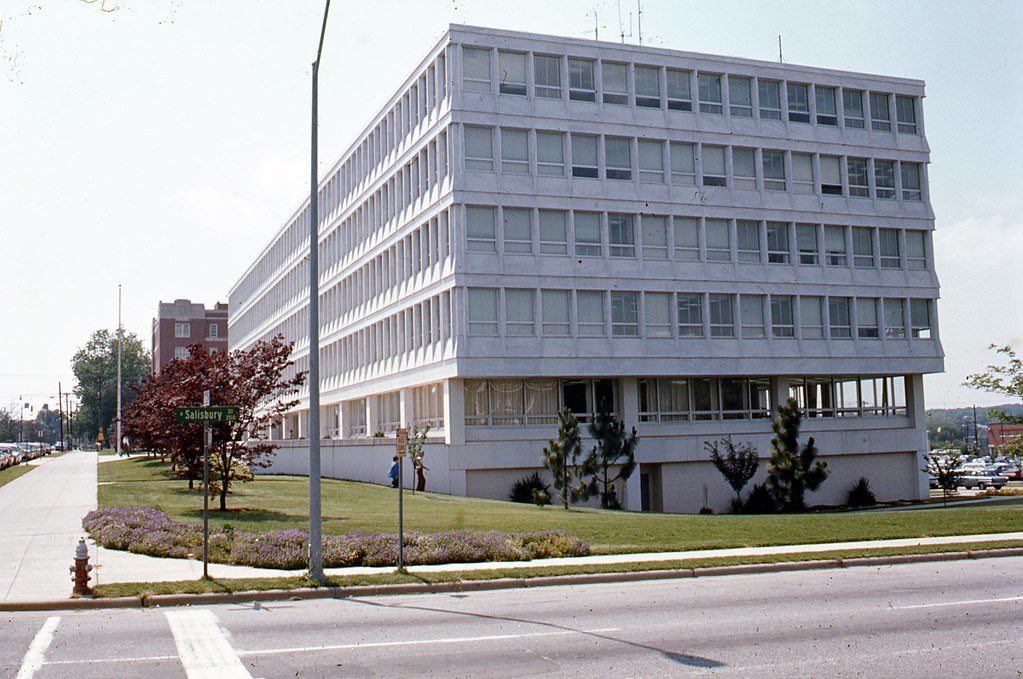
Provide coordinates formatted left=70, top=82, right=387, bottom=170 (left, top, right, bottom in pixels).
left=926, top=404, right=1023, bottom=449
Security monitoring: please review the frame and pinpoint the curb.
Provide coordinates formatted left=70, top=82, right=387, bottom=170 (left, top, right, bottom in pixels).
left=4, top=546, right=1022, bottom=612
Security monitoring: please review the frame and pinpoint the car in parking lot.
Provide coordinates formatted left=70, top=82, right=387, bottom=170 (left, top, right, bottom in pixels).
left=958, top=470, right=1009, bottom=490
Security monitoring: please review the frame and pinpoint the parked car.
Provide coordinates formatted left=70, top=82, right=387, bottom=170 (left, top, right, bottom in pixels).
left=959, top=470, right=1009, bottom=490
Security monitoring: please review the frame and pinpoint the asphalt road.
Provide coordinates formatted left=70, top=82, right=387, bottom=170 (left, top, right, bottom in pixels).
left=2, top=556, right=1021, bottom=678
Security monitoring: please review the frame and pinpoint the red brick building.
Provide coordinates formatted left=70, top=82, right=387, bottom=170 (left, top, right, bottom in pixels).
left=988, top=421, right=1023, bottom=454
left=151, top=299, right=229, bottom=375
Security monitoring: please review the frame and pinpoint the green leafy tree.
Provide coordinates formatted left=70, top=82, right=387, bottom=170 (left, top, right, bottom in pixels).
left=71, top=329, right=150, bottom=445
left=767, top=398, right=828, bottom=511
left=542, top=409, right=597, bottom=509
left=0, top=408, right=14, bottom=442
left=587, top=409, right=638, bottom=509
left=965, top=344, right=1023, bottom=448
left=706, top=437, right=759, bottom=511
left=923, top=451, right=965, bottom=507
left=406, top=423, right=430, bottom=492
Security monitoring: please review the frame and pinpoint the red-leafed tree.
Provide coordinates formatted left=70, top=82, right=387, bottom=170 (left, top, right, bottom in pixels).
left=123, top=336, right=305, bottom=510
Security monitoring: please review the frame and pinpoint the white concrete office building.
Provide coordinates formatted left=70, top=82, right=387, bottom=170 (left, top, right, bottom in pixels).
left=228, top=25, right=942, bottom=513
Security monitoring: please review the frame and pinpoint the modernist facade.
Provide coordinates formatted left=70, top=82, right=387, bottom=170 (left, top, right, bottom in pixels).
left=229, top=25, right=942, bottom=512
left=152, top=299, right=229, bottom=375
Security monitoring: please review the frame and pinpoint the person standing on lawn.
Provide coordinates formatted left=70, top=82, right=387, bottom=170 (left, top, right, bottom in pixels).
left=388, top=455, right=400, bottom=488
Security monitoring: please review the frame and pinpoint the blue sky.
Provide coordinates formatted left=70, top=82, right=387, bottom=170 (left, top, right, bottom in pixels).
left=1, top=0, right=1021, bottom=412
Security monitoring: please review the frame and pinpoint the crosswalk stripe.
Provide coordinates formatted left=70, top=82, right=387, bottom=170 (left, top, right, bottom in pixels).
left=16, top=616, right=60, bottom=679
left=165, top=609, right=252, bottom=679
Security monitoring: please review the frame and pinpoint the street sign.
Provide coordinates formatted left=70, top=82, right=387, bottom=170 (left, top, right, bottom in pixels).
left=175, top=406, right=239, bottom=423
left=395, top=427, right=408, bottom=456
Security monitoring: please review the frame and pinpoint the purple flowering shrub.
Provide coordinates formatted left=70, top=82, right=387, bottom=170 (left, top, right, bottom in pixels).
left=83, top=506, right=589, bottom=569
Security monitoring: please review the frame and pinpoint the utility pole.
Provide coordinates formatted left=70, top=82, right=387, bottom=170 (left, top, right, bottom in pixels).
left=116, top=284, right=123, bottom=456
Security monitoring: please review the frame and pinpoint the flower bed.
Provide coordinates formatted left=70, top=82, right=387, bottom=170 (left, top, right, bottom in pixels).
left=83, top=506, right=590, bottom=570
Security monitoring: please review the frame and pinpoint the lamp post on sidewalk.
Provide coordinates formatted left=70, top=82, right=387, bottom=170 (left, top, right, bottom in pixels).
left=307, top=0, right=332, bottom=584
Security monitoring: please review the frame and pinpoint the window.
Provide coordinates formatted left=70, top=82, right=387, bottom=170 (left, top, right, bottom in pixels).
left=571, top=134, right=598, bottom=178
left=641, top=215, right=668, bottom=259
left=542, top=290, right=570, bottom=335
left=820, top=155, right=842, bottom=195
left=857, top=298, right=879, bottom=338
left=741, top=295, right=765, bottom=338
left=709, top=294, right=735, bottom=337
left=673, top=217, right=699, bottom=261
left=670, top=142, right=696, bottom=184
left=533, top=55, right=561, bottom=98
left=666, top=69, right=692, bottom=110
left=608, top=213, right=635, bottom=257
left=896, top=95, right=917, bottom=133
left=758, top=79, right=782, bottom=120
left=729, top=76, right=752, bottom=117
left=847, top=157, right=869, bottom=197
left=701, top=145, right=726, bottom=187
left=796, top=224, right=818, bottom=265
left=539, top=210, right=568, bottom=254
left=736, top=220, right=761, bottom=263
left=884, top=298, right=905, bottom=338
left=466, top=206, right=496, bottom=252
left=462, top=46, right=490, bottom=92
left=638, top=140, right=664, bottom=183
left=762, top=150, right=786, bottom=191
left=645, top=292, right=672, bottom=337
left=691, top=379, right=718, bottom=419
left=174, top=322, right=190, bottom=338
left=901, top=162, right=922, bottom=201
left=208, top=323, right=218, bottom=338
left=677, top=294, right=703, bottom=337
left=502, top=208, right=531, bottom=253
left=698, top=73, right=723, bottom=114
left=634, top=65, right=661, bottom=107
left=829, top=297, right=852, bottom=338
left=824, top=225, right=847, bottom=266
left=910, top=299, right=931, bottom=338
left=843, top=89, right=865, bottom=128
left=659, top=378, right=691, bottom=421
left=611, top=291, right=639, bottom=336
left=174, top=346, right=189, bottom=359
left=577, top=290, right=605, bottom=336
left=536, top=131, right=565, bottom=176
left=500, top=128, right=528, bottom=174
left=771, top=296, right=795, bottom=337
left=733, top=148, right=757, bottom=190
left=801, top=296, right=825, bottom=338
left=766, top=222, right=790, bottom=263
left=906, top=230, right=927, bottom=270
left=815, top=86, right=838, bottom=125
left=498, top=51, right=526, bottom=95
left=602, top=62, right=628, bottom=104
left=568, top=58, right=596, bottom=101
left=852, top=227, right=874, bottom=267
left=870, top=92, right=891, bottom=131
left=705, top=218, right=730, bottom=261
left=787, top=82, right=810, bottom=122
left=792, top=153, right=814, bottom=193
left=499, top=288, right=532, bottom=336
left=879, top=229, right=900, bottom=268
left=605, top=137, right=632, bottom=180
left=464, top=126, right=493, bottom=171
left=468, top=288, right=498, bottom=334
left=574, top=212, right=602, bottom=256
left=874, top=160, right=896, bottom=199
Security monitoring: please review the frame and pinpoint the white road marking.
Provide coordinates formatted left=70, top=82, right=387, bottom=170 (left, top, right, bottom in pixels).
left=15, top=616, right=60, bottom=679
left=893, top=595, right=1023, bottom=610
left=237, top=627, right=621, bottom=657
left=165, top=609, right=252, bottom=679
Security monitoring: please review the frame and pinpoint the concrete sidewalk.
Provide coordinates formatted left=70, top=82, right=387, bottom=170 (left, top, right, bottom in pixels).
left=3, top=452, right=1022, bottom=604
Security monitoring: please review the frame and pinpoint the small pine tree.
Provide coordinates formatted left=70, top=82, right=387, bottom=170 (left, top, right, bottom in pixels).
left=588, top=409, right=639, bottom=509
left=767, top=398, right=828, bottom=511
left=542, top=409, right=597, bottom=509
left=706, top=437, right=759, bottom=511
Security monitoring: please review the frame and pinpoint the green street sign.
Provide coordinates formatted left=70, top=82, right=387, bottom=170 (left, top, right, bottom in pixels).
left=175, top=406, right=239, bottom=423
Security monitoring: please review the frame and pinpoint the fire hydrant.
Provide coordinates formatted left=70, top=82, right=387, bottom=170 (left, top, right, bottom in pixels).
left=70, top=537, right=93, bottom=596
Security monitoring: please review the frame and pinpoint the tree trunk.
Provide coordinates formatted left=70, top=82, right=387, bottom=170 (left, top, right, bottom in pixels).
left=416, top=467, right=427, bottom=492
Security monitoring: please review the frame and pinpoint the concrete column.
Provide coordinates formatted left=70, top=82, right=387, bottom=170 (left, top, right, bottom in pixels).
left=446, top=378, right=465, bottom=445
left=365, top=397, right=378, bottom=437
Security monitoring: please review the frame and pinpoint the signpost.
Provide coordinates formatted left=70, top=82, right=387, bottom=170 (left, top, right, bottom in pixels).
left=395, top=427, right=408, bottom=572
left=176, top=399, right=239, bottom=579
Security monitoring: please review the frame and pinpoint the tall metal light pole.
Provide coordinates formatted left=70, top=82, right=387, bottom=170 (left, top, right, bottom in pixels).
left=116, top=284, right=123, bottom=456
left=308, top=0, right=331, bottom=584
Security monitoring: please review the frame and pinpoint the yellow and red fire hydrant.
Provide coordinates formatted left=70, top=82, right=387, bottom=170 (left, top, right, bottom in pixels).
left=70, top=537, right=93, bottom=596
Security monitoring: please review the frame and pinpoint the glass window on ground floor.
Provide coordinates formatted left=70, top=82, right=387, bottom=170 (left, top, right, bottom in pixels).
left=464, top=378, right=616, bottom=426
left=638, top=377, right=770, bottom=422
left=411, top=382, right=444, bottom=429
left=788, top=376, right=907, bottom=418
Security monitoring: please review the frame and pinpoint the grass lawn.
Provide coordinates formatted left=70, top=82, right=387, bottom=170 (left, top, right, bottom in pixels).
left=0, top=464, right=33, bottom=488
left=98, top=456, right=1023, bottom=554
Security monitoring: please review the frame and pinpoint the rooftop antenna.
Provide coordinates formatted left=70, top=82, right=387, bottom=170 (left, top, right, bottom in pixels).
left=590, top=10, right=599, bottom=40
left=617, top=0, right=633, bottom=43
left=637, top=0, right=643, bottom=45
left=778, top=35, right=784, bottom=63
